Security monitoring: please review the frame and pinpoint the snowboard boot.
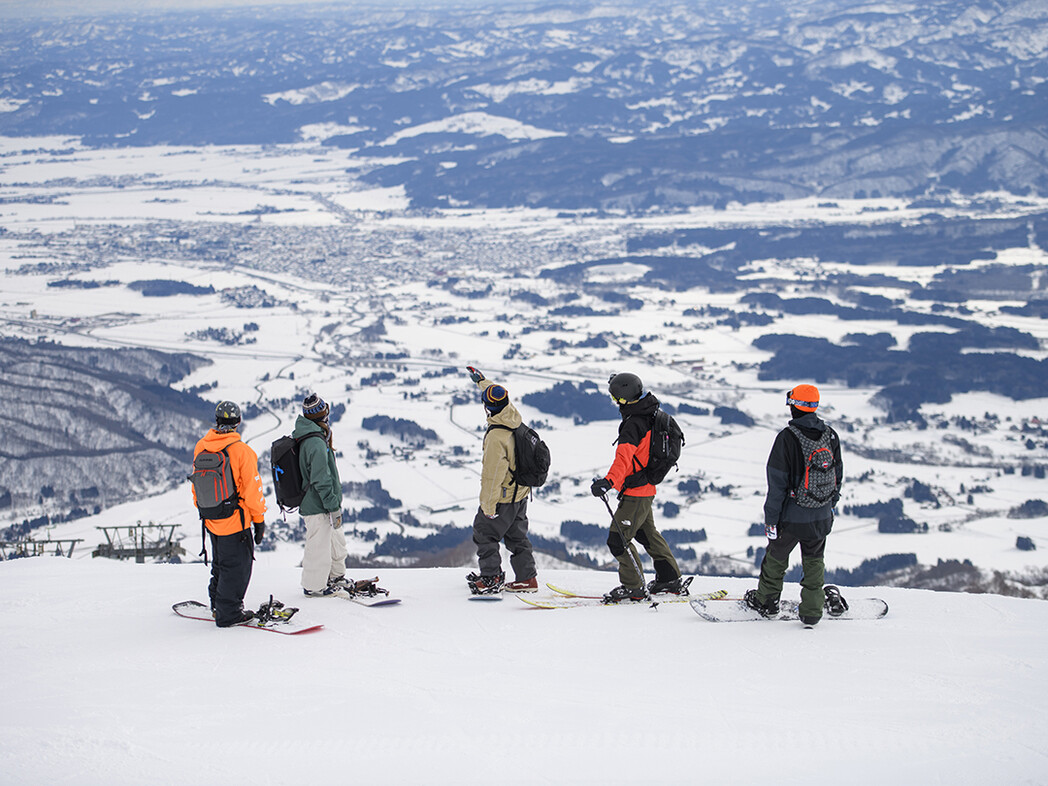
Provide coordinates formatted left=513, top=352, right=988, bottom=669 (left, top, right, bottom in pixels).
left=743, top=589, right=780, bottom=618
left=800, top=615, right=821, bottom=627
left=467, top=570, right=505, bottom=595
left=303, top=585, right=339, bottom=598
left=504, top=577, right=539, bottom=593
left=824, top=585, right=849, bottom=617
left=648, top=576, right=693, bottom=596
left=602, top=584, right=648, bottom=604
left=216, top=608, right=255, bottom=628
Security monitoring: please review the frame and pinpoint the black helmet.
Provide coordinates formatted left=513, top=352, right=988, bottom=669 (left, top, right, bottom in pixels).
left=608, top=373, right=644, bottom=405
left=215, top=400, right=241, bottom=429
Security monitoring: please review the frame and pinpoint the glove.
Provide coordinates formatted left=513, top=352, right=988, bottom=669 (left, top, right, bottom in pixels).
left=466, top=365, right=484, bottom=384
left=590, top=477, right=614, bottom=497
left=253, top=522, right=265, bottom=545
left=765, top=522, right=778, bottom=540
left=330, top=511, right=343, bottom=529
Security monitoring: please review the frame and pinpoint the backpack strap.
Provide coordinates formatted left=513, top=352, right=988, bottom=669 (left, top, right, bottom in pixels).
left=291, top=431, right=326, bottom=508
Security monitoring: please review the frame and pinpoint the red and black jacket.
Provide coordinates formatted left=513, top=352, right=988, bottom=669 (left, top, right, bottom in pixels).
left=604, top=393, right=661, bottom=498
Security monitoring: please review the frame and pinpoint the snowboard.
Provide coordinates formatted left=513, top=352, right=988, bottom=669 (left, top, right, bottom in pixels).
left=172, top=600, right=324, bottom=635
left=468, top=594, right=504, bottom=602
left=332, top=577, right=401, bottom=606
left=689, top=597, right=889, bottom=623
left=339, top=593, right=401, bottom=607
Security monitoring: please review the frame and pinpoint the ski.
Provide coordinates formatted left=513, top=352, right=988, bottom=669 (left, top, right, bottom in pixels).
left=544, top=574, right=691, bottom=599
left=518, top=588, right=728, bottom=610
left=172, top=600, right=323, bottom=635
left=690, top=597, right=889, bottom=623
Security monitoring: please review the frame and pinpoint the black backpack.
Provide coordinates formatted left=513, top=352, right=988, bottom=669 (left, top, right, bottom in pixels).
left=787, top=424, right=838, bottom=508
left=489, top=423, right=550, bottom=488
left=625, top=408, right=685, bottom=488
left=188, top=447, right=239, bottom=520
left=270, top=432, right=325, bottom=513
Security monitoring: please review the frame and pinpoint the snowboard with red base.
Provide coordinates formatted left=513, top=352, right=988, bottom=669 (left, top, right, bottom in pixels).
left=172, top=600, right=323, bottom=634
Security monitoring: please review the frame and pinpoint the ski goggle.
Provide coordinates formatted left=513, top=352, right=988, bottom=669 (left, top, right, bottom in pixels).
left=786, top=391, right=819, bottom=410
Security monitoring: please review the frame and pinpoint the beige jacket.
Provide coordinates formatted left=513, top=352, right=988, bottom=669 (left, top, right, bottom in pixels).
left=477, top=378, right=532, bottom=516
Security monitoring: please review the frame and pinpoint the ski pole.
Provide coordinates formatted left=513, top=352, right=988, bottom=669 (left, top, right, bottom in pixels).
left=600, top=491, right=651, bottom=599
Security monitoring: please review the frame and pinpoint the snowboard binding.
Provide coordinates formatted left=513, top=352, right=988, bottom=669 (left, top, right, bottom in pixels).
left=823, top=585, right=849, bottom=617
left=466, top=570, right=504, bottom=595
left=347, top=577, right=389, bottom=598
left=255, top=595, right=299, bottom=625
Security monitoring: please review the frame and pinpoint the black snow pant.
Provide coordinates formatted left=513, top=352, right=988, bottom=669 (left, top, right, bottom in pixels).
left=472, top=498, right=536, bottom=582
left=208, top=529, right=254, bottom=626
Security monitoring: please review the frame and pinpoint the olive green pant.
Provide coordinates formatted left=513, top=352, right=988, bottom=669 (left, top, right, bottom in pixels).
left=756, top=533, right=826, bottom=620
left=607, top=495, right=680, bottom=588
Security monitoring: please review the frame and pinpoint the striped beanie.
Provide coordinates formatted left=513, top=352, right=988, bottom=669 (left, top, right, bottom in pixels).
left=302, top=392, right=330, bottom=421
left=481, top=384, right=509, bottom=414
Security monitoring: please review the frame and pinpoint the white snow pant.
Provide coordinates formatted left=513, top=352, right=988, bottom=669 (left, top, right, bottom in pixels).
left=301, top=512, right=348, bottom=592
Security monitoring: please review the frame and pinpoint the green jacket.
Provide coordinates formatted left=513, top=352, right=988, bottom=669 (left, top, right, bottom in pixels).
left=292, top=415, right=342, bottom=516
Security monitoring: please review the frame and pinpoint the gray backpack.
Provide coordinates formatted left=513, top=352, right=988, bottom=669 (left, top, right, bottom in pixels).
left=786, top=425, right=838, bottom=508
left=188, top=448, right=239, bottom=520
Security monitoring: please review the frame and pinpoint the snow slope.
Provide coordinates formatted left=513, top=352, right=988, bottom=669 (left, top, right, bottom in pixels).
left=2, top=553, right=1046, bottom=785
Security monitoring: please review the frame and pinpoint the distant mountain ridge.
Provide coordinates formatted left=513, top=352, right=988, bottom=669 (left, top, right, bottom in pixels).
left=0, top=339, right=213, bottom=532
left=1, top=0, right=1045, bottom=209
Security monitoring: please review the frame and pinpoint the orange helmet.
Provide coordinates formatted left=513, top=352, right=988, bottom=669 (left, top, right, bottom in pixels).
left=786, top=384, right=820, bottom=412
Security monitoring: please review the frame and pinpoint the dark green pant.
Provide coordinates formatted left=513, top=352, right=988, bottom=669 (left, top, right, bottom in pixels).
left=606, top=495, right=680, bottom=588
left=756, top=532, right=826, bottom=620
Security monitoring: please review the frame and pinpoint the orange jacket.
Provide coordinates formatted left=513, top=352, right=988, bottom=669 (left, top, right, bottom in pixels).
left=606, top=432, right=656, bottom=497
left=604, top=393, right=659, bottom=498
left=192, top=429, right=267, bottom=536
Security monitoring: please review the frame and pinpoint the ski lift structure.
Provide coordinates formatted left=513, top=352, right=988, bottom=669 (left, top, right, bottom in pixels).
left=0, top=537, right=83, bottom=560
left=92, top=523, right=185, bottom=563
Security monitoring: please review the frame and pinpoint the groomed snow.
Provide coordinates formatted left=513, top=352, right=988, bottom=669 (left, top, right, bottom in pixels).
left=2, top=553, right=1046, bottom=785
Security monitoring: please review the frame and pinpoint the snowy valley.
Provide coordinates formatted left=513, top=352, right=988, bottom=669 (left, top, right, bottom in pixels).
left=1, top=1, right=1048, bottom=781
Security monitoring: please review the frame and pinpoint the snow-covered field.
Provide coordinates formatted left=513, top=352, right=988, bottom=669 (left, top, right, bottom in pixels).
left=2, top=553, right=1047, bottom=785
left=3, top=137, right=1048, bottom=583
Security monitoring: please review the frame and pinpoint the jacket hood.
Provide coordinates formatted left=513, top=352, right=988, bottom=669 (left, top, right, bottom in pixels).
left=486, top=401, right=522, bottom=430
left=789, top=411, right=826, bottom=436
left=292, top=414, right=326, bottom=439
left=198, top=428, right=243, bottom=451
left=619, top=392, right=660, bottom=419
